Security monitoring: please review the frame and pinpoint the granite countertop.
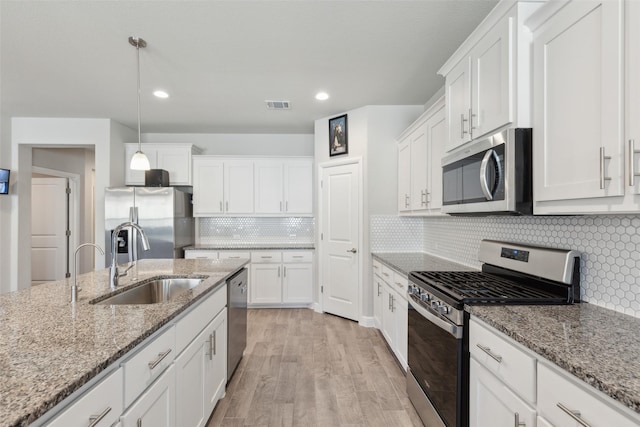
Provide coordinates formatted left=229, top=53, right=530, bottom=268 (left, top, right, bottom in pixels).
left=186, top=243, right=315, bottom=250
left=371, top=251, right=477, bottom=276
left=0, top=258, right=248, bottom=427
left=467, top=304, right=640, bottom=415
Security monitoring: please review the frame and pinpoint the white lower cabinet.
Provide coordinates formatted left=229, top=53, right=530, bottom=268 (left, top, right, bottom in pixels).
left=120, top=364, right=176, bottom=427
left=469, top=358, right=535, bottom=427
left=176, top=308, right=227, bottom=427
left=373, top=259, right=408, bottom=370
left=47, top=368, right=123, bottom=427
left=249, top=250, right=313, bottom=306
left=471, top=316, right=640, bottom=427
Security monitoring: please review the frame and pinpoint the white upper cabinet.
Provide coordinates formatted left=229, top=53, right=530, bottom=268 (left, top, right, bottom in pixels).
left=125, top=143, right=201, bottom=186
left=628, top=0, right=640, bottom=197
left=439, top=2, right=539, bottom=152
left=397, top=96, right=446, bottom=216
left=192, top=157, right=253, bottom=216
left=529, top=0, right=630, bottom=214
left=254, top=159, right=313, bottom=215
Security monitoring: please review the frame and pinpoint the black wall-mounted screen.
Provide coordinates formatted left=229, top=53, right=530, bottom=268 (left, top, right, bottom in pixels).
left=0, top=169, right=10, bottom=195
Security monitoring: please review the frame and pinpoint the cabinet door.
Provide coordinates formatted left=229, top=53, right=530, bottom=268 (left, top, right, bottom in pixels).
left=120, top=364, right=175, bottom=427
left=126, top=144, right=157, bottom=186
left=225, top=160, right=254, bottom=214
left=204, top=309, right=227, bottom=416
left=398, top=140, right=412, bottom=212
left=469, top=358, right=535, bottom=427
left=250, top=263, right=282, bottom=303
left=282, top=263, right=313, bottom=303
left=156, top=146, right=192, bottom=185
left=373, top=275, right=383, bottom=329
left=446, top=57, right=472, bottom=152
left=192, top=157, right=224, bottom=216
left=254, top=160, right=284, bottom=214
left=284, top=160, right=313, bottom=214
left=380, top=284, right=395, bottom=348
left=410, top=125, right=428, bottom=211
left=533, top=0, right=623, bottom=203
left=627, top=0, right=640, bottom=195
left=394, top=294, right=408, bottom=370
left=427, top=105, right=446, bottom=213
left=175, top=328, right=207, bottom=427
left=537, top=416, right=554, bottom=427
left=471, top=14, right=513, bottom=139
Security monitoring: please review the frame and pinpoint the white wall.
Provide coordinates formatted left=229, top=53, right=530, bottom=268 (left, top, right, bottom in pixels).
left=8, top=118, right=134, bottom=292
left=143, top=133, right=314, bottom=156
left=314, top=105, right=423, bottom=323
left=0, top=115, right=9, bottom=294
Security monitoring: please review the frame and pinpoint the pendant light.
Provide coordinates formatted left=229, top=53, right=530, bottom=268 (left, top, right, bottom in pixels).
left=129, top=36, right=151, bottom=171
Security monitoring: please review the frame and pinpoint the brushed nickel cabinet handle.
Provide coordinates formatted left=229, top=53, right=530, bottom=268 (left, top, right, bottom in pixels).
left=280, top=201, right=283, bottom=212
left=476, top=343, right=502, bottom=363
left=284, top=266, right=287, bottom=277
left=137, top=418, right=142, bottom=427
left=377, top=283, right=381, bottom=296
left=219, top=201, right=223, bottom=212
left=600, top=147, right=612, bottom=189
left=514, top=412, right=525, bottom=427
left=286, top=201, right=289, bottom=211
left=226, top=201, right=229, bottom=212
left=88, top=407, right=112, bottom=427
left=148, top=348, right=172, bottom=369
left=469, top=108, right=476, bottom=138
left=629, top=139, right=640, bottom=186
left=261, top=256, right=272, bottom=259
left=557, top=403, right=592, bottom=427
left=347, top=248, right=357, bottom=253
left=278, top=266, right=281, bottom=277
left=421, top=190, right=427, bottom=206
left=405, top=194, right=410, bottom=208
left=461, top=114, right=468, bottom=138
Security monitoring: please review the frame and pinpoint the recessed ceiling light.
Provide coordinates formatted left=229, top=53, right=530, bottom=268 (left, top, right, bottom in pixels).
left=315, top=92, right=329, bottom=101
left=153, top=90, right=169, bottom=99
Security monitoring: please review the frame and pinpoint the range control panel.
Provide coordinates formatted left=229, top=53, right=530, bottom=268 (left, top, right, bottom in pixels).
left=500, top=247, right=529, bottom=262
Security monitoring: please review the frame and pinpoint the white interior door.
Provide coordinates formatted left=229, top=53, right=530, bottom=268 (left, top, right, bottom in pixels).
left=321, top=162, right=360, bottom=321
left=31, top=177, right=68, bottom=285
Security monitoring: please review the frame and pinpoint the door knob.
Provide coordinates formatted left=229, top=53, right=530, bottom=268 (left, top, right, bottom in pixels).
left=347, top=248, right=357, bottom=253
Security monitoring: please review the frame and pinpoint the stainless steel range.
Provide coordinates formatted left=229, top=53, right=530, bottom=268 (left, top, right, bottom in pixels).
left=406, top=240, right=580, bottom=427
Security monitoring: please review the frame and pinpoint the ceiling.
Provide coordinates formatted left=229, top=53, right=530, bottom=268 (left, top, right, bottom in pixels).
left=0, top=1, right=497, bottom=134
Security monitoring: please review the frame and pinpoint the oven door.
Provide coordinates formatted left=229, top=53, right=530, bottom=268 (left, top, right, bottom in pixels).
left=407, top=295, right=466, bottom=427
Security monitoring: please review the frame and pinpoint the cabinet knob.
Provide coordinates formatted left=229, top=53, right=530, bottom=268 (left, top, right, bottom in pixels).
left=347, top=248, right=357, bottom=253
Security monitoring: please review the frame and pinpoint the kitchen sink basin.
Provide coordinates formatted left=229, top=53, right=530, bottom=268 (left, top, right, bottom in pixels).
left=92, top=277, right=203, bottom=305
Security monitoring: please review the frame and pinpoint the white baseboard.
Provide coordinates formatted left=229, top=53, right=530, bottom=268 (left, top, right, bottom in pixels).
left=313, top=302, right=322, bottom=313
left=359, top=316, right=375, bottom=328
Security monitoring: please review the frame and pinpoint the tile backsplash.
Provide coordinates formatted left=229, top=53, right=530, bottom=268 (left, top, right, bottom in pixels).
left=370, top=215, right=424, bottom=252
left=198, top=217, right=314, bottom=245
left=372, top=214, right=640, bottom=318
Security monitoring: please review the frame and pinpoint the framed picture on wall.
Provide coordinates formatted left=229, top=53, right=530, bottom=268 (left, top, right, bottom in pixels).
left=329, top=114, right=348, bottom=157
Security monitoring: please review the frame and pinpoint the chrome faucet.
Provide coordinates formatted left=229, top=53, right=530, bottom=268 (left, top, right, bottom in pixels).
left=110, top=222, right=150, bottom=289
left=72, top=243, right=104, bottom=303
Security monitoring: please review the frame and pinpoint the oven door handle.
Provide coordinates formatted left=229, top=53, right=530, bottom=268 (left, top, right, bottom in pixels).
left=480, top=149, right=500, bottom=201
left=409, top=297, right=463, bottom=339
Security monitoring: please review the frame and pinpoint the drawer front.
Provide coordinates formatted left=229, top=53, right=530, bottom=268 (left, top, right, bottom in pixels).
left=175, top=284, right=227, bottom=355
left=123, top=325, right=176, bottom=408
left=538, top=363, right=640, bottom=427
left=48, top=368, right=123, bottom=427
left=282, top=251, right=313, bottom=263
left=218, top=251, right=251, bottom=260
left=392, top=271, right=408, bottom=296
left=469, top=318, right=536, bottom=403
left=185, top=250, right=218, bottom=260
left=251, top=251, right=282, bottom=263
left=380, top=265, right=394, bottom=283
left=372, top=259, right=383, bottom=277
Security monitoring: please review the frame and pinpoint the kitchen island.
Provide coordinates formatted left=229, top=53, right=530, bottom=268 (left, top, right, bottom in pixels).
left=0, top=258, right=248, bottom=427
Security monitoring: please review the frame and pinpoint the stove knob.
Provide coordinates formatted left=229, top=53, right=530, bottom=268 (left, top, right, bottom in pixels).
left=438, top=305, right=450, bottom=315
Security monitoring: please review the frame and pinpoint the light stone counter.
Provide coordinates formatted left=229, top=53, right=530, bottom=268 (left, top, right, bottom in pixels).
left=0, top=258, right=248, bottom=427
left=371, top=251, right=476, bottom=276
left=186, top=243, right=315, bottom=250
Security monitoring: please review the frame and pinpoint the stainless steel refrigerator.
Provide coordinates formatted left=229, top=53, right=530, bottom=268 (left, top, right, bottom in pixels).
left=104, top=187, right=194, bottom=265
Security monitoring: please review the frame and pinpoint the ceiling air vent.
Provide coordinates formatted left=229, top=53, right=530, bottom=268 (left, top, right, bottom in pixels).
left=265, top=100, right=291, bottom=110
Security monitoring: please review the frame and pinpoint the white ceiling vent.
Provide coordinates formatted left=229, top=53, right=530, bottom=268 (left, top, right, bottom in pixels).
left=265, top=100, right=291, bottom=110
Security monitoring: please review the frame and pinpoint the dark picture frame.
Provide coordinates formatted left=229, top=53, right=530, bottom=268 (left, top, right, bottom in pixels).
left=329, top=114, right=348, bottom=157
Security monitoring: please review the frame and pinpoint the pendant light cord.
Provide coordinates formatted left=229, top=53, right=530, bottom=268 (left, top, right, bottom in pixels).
left=136, top=39, right=142, bottom=152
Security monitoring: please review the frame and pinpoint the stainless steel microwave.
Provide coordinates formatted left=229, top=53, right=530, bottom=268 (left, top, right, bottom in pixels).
left=441, top=128, right=532, bottom=215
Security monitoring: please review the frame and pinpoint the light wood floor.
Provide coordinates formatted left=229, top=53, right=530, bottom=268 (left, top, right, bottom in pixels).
left=207, top=308, right=423, bottom=427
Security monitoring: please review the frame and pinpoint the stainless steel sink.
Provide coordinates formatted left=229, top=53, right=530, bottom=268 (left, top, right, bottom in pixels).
left=92, top=277, right=203, bottom=305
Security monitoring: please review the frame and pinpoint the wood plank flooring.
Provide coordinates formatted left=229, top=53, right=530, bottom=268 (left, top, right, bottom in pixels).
left=208, top=308, right=423, bottom=427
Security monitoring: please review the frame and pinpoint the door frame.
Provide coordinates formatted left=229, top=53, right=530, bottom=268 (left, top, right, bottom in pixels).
left=32, top=167, right=81, bottom=279
left=317, top=157, right=364, bottom=324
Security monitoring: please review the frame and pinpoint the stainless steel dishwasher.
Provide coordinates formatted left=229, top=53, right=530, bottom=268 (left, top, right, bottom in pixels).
left=226, top=267, right=247, bottom=382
